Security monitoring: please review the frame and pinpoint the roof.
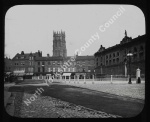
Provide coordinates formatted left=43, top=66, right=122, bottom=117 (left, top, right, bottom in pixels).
left=35, top=56, right=64, bottom=61
left=76, top=56, right=94, bottom=60
left=94, top=34, right=146, bottom=56
left=12, top=52, right=40, bottom=60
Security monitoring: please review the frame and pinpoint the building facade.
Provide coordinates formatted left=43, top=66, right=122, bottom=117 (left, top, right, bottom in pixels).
left=94, top=31, right=145, bottom=76
left=4, top=57, right=12, bottom=72
left=75, top=55, right=95, bottom=72
left=9, top=31, right=96, bottom=77
left=11, top=50, right=42, bottom=75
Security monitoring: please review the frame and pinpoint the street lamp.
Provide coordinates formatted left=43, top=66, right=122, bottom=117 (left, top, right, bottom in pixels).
left=100, top=63, right=102, bottom=74
left=127, top=53, right=133, bottom=84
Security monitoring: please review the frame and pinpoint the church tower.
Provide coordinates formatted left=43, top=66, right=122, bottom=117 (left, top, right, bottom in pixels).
left=53, top=30, right=67, bottom=57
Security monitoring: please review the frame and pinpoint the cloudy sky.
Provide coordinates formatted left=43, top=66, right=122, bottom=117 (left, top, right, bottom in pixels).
left=5, top=5, right=145, bottom=58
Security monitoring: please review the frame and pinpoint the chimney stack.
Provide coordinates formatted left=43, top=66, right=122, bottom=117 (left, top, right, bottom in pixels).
left=41, top=51, right=42, bottom=57
left=21, top=51, right=24, bottom=55
left=47, top=54, right=50, bottom=57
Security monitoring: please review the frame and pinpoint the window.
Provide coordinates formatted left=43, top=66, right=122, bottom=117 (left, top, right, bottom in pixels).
left=16, top=57, right=18, bottom=59
left=106, top=55, right=108, bottom=59
left=101, top=57, right=102, bottom=61
left=72, top=68, right=75, bottom=72
left=48, top=68, right=51, bottom=72
left=58, top=67, right=60, bottom=72
left=42, top=62, right=45, bottom=65
left=133, top=47, right=137, bottom=59
left=128, top=50, right=131, bottom=53
left=20, top=62, right=25, bottom=65
left=116, top=58, right=119, bottom=63
left=68, top=68, right=70, bottom=72
left=48, top=62, right=50, bottom=65
left=55, top=61, right=57, bottom=65
left=53, top=68, right=55, bottom=72
left=52, top=61, right=55, bottom=65
left=109, top=54, right=111, bottom=58
left=29, top=61, right=32, bottom=66
left=109, top=60, right=111, bottom=65
left=31, top=68, right=33, bottom=72
left=21, top=56, right=24, bottom=59
left=38, top=62, right=40, bottom=65
left=28, top=68, right=33, bottom=73
left=38, top=67, right=40, bottom=72
left=96, top=58, right=98, bottom=62
left=57, top=61, right=60, bottom=65
left=134, top=47, right=137, bottom=53
left=42, top=67, right=45, bottom=72
left=70, top=67, right=72, bottom=72
left=113, top=53, right=115, bottom=58
left=82, top=61, right=85, bottom=65
left=139, top=46, right=144, bottom=58
left=139, top=45, right=144, bottom=53
left=15, top=62, right=18, bottom=65
left=56, top=68, right=58, bottom=72
left=113, top=59, right=115, bottom=64
left=117, top=52, right=119, bottom=56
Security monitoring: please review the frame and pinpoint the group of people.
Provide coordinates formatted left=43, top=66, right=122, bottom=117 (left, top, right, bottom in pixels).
left=4, top=73, right=16, bottom=83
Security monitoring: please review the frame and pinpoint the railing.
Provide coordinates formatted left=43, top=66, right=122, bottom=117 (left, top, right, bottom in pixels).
left=31, top=74, right=145, bottom=83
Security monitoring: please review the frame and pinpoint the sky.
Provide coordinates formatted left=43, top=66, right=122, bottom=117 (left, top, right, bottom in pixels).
left=5, top=5, right=145, bottom=58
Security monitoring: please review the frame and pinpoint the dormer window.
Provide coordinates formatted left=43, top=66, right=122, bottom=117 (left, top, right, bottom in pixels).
left=29, top=57, right=33, bottom=60
left=16, top=57, right=18, bottom=59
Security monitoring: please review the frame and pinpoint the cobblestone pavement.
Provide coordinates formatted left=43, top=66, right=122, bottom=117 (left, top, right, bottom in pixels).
left=4, top=81, right=144, bottom=118
left=62, top=81, right=145, bottom=100
left=18, top=93, right=121, bottom=118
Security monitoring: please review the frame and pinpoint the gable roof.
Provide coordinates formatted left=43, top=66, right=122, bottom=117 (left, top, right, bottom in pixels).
left=12, top=52, right=40, bottom=60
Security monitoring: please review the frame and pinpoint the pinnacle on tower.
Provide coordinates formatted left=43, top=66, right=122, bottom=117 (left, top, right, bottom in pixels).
left=125, top=30, right=127, bottom=37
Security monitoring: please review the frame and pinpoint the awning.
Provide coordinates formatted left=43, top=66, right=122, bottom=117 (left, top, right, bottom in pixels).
left=5, top=72, right=11, bottom=75
left=75, top=73, right=86, bottom=76
left=62, top=73, right=71, bottom=76
left=13, top=73, right=25, bottom=76
left=25, top=73, right=33, bottom=75
left=18, top=73, right=25, bottom=76
left=46, top=74, right=52, bottom=76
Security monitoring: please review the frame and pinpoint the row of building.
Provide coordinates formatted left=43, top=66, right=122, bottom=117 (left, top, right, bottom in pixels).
left=4, top=30, right=145, bottom=78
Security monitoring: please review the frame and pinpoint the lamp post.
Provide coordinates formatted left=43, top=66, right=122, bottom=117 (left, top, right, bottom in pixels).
left=124, top=58, right=127, bottom=77
left=42, top=64, right=44, bottom=79
left=127, top=53, right=133, bottom=84
left=100, top=63, right=102, bottom=74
